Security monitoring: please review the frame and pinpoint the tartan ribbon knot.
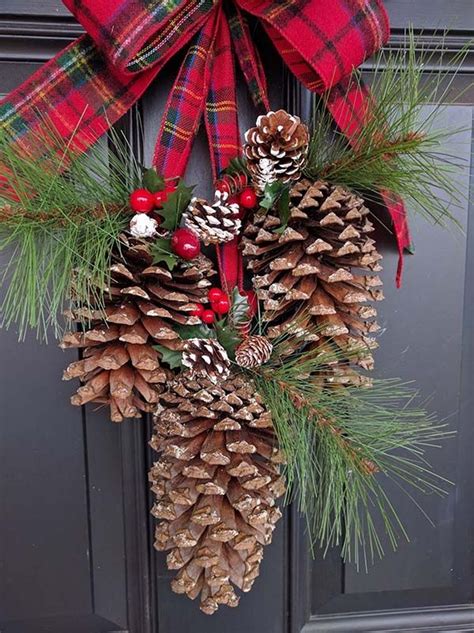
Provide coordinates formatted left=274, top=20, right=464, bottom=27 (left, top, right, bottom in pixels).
left=0, top=0, right=411, bottom=286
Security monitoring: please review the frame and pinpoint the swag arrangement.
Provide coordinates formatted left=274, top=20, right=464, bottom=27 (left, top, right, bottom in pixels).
left=0, top=0, right=467, bottom=618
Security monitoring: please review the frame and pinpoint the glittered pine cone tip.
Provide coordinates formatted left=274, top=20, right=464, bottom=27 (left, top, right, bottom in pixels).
left=235, top=335, right=273, bottom=369
left=182, top=338, right=231, bottom=383
left=243, top=110, right=309, bottom=192
left=183, top=191, right=241, bottom=245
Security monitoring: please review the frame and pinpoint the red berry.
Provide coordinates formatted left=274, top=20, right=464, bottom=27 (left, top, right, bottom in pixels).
left=216, top=180, right=231, bottom=195
left=201, top=309, right=215, bottom=324
left=208, top=287, right=225, bottom=302
left=153, top=190, right=168, bottom=208
left=130, top=188, right=154, bottom=213
left=170, top=228, right=201, bottom=260
left=239, top=187, right=258, bottom=209
left=213, top=298, right=230, bottom=315
left=191, top=303, right=205, bottom=317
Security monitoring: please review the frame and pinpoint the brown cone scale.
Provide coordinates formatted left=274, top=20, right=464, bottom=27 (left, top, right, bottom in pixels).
left=241, top=179, right=384, bottom=384
left=149, top=371, right=285, bottom=614
left=61, top=233, right=216, bottom=422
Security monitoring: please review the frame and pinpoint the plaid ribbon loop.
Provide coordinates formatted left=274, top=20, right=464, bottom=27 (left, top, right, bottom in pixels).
left=0, top=0, right=410, bottom=286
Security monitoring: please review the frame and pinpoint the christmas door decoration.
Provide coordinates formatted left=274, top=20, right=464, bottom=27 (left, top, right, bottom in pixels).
left=0, top=0, right=465, bottom=618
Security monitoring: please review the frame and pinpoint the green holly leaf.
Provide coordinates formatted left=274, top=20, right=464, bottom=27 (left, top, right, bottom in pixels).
left=150, top=238, right=178, bottom=271
left=274, top=185, right=291, bottom=234
left=222, top=156, right=249, bottom=177
left=175, top=324, right=214, bottom=340
left=214, top=319, right=243, bottom=361
left=229, top=289, right=250, bottom=329
left=142, top=168, right=165, bottom=193
left=160, top=179, right=195, bottom=231
left=154, top=345, right=183, bottom=370
left=259, top=180, right=285, bottom=211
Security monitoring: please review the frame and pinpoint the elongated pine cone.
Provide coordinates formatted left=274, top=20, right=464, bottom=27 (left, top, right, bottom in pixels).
left=183, top=191, right=241, bottom=244
left=241, top=179, right=383, bottom=385
left=235, top=336, right=273, bottom=368
left=149, top=372, right=285, bottom=614
left=244, top=110, right=309, bottom=192
left=182, top=338, right=231, bottom=383
left=61, top=234, right=217, bottom=422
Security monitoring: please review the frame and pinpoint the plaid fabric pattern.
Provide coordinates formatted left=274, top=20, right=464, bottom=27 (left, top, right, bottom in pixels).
left=0, top=0, right=409, bottom=281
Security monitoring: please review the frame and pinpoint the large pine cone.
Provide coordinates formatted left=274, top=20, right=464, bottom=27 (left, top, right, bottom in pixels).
left=149, top=372, right=285, bottom=614
left=241, top=179, right=383, bottom=384
left=243, top=110, right=309, bottom=192
left=61, top=234, right=216, bottom=422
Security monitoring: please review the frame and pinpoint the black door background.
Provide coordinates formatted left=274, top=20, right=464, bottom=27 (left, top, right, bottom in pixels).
left=1, top=2, right=473, bottom=632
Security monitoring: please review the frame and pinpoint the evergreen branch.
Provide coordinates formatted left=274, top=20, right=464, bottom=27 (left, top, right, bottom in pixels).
left=305, top=30, right=471, bottom=228
left=0, top=121, right=137, bottom=339
left=251, top=331, right=453, bottom=567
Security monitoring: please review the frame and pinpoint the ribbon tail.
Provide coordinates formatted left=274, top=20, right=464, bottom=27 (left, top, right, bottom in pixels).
left=204, top=12, right=243, bottom=293
left=226, top=5, right=270, bottom=111
left=153, top=9, right=220, bottom=178
left=380, top=190, right=412, bottom=288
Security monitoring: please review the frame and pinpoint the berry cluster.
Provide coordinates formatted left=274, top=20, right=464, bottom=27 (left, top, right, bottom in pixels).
left=215, top=178, right=258, bottom=210
left=192, top=287, right=230, bottom=324
left=129, top=183, right=177, bottom=215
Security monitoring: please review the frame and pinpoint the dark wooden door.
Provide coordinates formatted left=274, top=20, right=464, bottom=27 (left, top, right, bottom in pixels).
left=1, top=2, right=473, bottom=633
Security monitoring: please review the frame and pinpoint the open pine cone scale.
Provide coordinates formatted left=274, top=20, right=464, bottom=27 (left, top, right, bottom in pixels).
left=242, top=179, right=383, bottom=383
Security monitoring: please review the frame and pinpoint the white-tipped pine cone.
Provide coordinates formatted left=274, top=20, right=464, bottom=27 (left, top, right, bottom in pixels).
left=182, top=338, right=231, bottom=383
left=183, top=191, right=241, bottom=245
left=244, top=110, right=309, bottom=193
left=149, top=372, right=285, bottom=614
left=235, top=336, right=273, bottom=368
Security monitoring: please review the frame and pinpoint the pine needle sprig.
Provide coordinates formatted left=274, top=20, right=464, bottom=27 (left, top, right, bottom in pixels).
left=305, top=31, right=471, bottom=228
left=251, top=329, right=452, bottom=567
left=0, top=123, right=139, bottom=339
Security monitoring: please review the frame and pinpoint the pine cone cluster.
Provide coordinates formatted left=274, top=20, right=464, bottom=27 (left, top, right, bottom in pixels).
left=149, top=372, right=285, bottom=614
left=241, top=179, right=383, bottom=384
left=235, top=336, right=273, bottom=369
left=244, top=110, right=309, bottom=192
left=183, top=191, right=241, bottom=245
left=61, top=234, right=216, bottom=421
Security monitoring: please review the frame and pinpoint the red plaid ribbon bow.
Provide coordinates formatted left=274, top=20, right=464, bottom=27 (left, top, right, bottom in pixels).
left=0, top=0, right=411, bottom=285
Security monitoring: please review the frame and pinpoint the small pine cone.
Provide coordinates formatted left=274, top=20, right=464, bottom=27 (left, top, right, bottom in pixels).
left=182, top=339, right=231, bottom=383
left=149, top=371, right=285, bottom=614
left=183, top=191, right=241, bottom=245
left=244, top=110, right=309, bottom=192
left=235, top=336, right=273, bottom=369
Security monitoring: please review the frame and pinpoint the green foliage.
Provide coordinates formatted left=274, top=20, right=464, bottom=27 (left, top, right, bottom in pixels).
left=228, top=289, right=250, bottom=330
left=221, top=156, right=249, bottom=177
left=150, top=237, right=178, bottom=271
left=259, top=180, right=290, bottom=212
left=175, top=323, right=213, bottom=340
left=251, top=329, right=452, bottom=567
left=0, top=124, right=138, bottom=340
left=160, top=179, right=194, bottom=231
left=305, top=31, right=470, bottom=227
left=274, top=185, right=291, bottom=233
left=214, top=319, right=242, bottom=360
left=154, top=345, right=183, bottom=370
left=142, top=167, right=165, bottom=192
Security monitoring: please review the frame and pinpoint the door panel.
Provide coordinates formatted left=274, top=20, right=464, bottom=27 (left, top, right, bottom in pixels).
left=0, top=25, right=152, bottom=633
left=296, top=35, right=474, bottom=633
left=1, top=3, right=474, bottom=633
